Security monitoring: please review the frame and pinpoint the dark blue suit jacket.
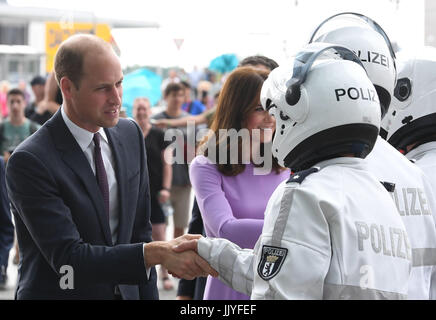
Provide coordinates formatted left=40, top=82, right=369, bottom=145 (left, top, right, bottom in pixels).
left=6, top=110, right=158, bottom=299
left=0, top=156, right=14, bottom=268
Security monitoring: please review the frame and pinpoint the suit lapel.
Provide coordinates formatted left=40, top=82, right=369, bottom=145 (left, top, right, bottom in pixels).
left=105, top=127, right=129, bottom=244
left=48, top=110, right=113, bottom=245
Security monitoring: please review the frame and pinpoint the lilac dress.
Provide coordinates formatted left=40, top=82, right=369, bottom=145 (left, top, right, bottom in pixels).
left=189, top=155, right=289, bottom=300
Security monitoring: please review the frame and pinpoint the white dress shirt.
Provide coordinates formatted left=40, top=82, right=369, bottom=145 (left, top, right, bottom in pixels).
left=61, top=107, right=150, bottom=281
left=61, top=107, right=120, bottom=244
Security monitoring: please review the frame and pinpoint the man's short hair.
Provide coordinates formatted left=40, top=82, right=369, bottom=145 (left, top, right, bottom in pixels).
left=7, top=88, right=25, bottom=99
left=164, top=83, right=184, bottom=97
left=180, top=80, right=191, bottom=90
left=239, top=55, right=279, bottom=71
left=30, top=76, right=46, bottom=87
left=54, top=41, right=85, bottom=89
left=54, top=34, right=110, bottom=89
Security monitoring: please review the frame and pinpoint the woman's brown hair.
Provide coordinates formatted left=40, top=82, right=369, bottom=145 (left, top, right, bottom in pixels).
left=198, top=66, right=283, bottom=176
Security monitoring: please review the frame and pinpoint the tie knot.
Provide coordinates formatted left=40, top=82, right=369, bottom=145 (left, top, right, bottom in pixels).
left=93, top=133, right=101, bottom=148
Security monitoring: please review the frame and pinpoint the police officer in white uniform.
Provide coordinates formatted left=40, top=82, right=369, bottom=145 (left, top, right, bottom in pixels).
left=309, top=13, right=436, bottom=300
left=384, top=47, right=436, bottom=298
left=174, top=43, right=412, bottom=299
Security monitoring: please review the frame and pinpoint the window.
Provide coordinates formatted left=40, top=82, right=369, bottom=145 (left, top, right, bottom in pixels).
left=0, top=23, right=28, bottom=45
left=8, top=60, right=18, bottom=73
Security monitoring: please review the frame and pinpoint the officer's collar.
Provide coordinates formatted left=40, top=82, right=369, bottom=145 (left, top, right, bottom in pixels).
left=313, top=156, right=367, bottom=171
left=406, top=141, right=436, bottom=162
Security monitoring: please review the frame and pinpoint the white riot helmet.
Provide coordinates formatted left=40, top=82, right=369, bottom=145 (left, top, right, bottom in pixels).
left=309, top=12, right=397, bottom=121
left=384, top=47, right=436, bottom=152
left=261, top=43, right=381, bottom=170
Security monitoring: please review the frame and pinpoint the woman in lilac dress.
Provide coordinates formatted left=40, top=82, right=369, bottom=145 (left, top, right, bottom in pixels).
left=189, top=67, right=289, bottom=300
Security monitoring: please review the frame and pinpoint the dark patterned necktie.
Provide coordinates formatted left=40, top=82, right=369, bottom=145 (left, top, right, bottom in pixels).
left=93, top=133, right=109, bottom=219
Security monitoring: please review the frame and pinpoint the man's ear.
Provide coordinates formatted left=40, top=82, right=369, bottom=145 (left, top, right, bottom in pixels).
left=60, top=77, right=74, bottom=100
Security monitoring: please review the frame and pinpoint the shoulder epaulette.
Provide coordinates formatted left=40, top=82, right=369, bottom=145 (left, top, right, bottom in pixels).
left=409, top=158, right=417, bottom=164
left=380, top=181, right=396, bottom=192
left=287, top=167, right=320, bottom=184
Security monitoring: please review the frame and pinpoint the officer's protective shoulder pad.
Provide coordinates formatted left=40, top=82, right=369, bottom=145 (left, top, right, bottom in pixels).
left=287, top=167, right=320, bottom=184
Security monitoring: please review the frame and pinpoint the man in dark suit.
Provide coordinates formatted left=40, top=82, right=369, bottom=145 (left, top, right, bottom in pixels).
left=5, top=34, right=216, bottom=300
left=0, top=156, right=14, bottom=290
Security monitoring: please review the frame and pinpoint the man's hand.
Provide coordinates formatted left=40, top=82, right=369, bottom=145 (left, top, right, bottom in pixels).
left=154, top=119, right=169, bottom=129
left=170, top=235, right=209, bottom=279
left=35, top=100, right=48, bottom=114
left=3, top=151, right=11, bottom=163
left=164, top=235, right=218, bottom=279
left=158, top=189, right=170, bottom=204
left=172, top=236, right=199, bottom=253
left=36, top=100, right=59, bottom=114
left=143, top=234, right=218, bottom=280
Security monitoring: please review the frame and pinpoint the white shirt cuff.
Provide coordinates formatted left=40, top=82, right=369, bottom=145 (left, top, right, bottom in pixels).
left=143, top=243, right=151, bottom=279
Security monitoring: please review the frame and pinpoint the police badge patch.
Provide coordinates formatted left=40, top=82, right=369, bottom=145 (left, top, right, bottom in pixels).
left=257, top=245, right=288, bottom=281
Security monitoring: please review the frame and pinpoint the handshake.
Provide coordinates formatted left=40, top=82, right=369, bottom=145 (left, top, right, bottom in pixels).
left=144, top=234, right=218, bottom=280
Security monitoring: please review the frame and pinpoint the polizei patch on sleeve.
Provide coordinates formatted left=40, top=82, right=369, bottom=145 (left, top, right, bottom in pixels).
left=257, top=245, right=288, bottom=281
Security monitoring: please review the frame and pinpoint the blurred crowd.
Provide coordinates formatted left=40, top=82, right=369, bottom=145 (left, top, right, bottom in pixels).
left=2, top=11, right=436, bottom=301
left=0, top=57, right=266, bottom=298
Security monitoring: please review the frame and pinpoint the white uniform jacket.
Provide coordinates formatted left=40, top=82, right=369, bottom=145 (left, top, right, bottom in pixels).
left=406, top=142, right=436, bottom=201
left=198, top=157, right=411, bottom=299
left=366, top=137, right=436, bottom=299
left=405, top=141, right=436, bottom=299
